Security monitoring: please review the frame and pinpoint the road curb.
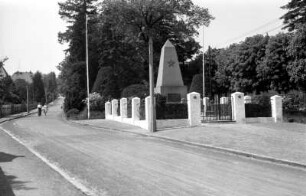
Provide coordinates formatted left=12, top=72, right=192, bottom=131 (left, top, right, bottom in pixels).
left=0, top=112, right=34, bottom=124
left=69, top=119, right=306, bottom=170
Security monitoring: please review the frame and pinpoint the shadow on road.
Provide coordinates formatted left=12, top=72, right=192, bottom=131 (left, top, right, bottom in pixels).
left=0, top=152, right=35, bottom=195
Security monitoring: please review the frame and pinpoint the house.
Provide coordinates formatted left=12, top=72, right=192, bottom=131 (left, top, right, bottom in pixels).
left=0, top=64, right=9, bottom=79
left=11, top=71, right=33, bottom=84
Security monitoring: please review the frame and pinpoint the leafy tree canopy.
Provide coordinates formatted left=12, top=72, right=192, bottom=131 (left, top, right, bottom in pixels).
left=281, top=0, right=306, bottom=31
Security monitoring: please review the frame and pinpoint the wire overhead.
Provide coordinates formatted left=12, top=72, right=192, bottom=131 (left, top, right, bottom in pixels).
left=216, top=18, right=285, bottom=48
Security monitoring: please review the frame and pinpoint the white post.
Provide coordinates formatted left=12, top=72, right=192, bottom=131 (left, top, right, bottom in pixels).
left=220, top=97, right=229, bottom=104
left=203, top=97, right=209, bottom=117
left=187, top=92, right=201, bottom=126
left=132, top=97, right=140, bottom=122
left=145, top=96, right=151, bottom=130
left=105, top=101, right=111, bottom=119
left=112, top=99, right=118, bottom=117
left=120, top=98, right=127, bottom=118
left=244, top=95, right=252, bottom=104
left=145, top=96, right=151, bottom=121
left=271, top=95, right=283, bottom=123
left=231, top=92, right=246, bottom=123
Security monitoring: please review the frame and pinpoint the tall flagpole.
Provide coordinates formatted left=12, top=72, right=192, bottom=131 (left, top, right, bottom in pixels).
left=85, top=14, right=90, bottom=119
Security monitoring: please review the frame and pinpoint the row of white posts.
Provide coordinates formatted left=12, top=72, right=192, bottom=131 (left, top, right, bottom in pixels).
left=231, top=92, right=283, bottom=123
left=105, top=92, right=283, bottom=131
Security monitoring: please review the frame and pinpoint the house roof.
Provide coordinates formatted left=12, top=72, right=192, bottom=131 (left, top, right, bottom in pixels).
left=11, top=71, right=33, bottom=83
left=0, top=64, right=9, bottom=78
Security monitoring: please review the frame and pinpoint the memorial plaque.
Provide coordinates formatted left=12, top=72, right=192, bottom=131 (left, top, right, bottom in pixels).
left=167, top=93, right=181, bottom=102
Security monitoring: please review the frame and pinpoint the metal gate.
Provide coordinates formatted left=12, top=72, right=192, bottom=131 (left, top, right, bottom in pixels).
left=202, top=96, right=233, bottom=122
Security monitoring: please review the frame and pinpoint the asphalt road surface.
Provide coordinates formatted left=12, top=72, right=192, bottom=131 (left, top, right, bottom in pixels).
left=1, top=98, right=306, bottom=196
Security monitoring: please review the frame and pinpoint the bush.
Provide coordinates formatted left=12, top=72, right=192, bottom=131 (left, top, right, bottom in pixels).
left=121, top=84, right=149, bottom=99
left=283, top=92, right=306, bottom=111
left=83, top=92, right=105, bottom=111
left=189, top=74, right=203, bottom=96
left=92, top=67, right=120, bottom=100
left=66, top=108, right=80, bottom=118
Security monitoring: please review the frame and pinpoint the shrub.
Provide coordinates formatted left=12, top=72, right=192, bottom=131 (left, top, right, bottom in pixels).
left=121, top=84, right=149, bottom=99
left=92, top=67, right=120, bottom=100
left=83, top=92, right=105, bottom=111
left=66, top=108, right=80, bottom=118
left=189, top=74, right=203, bottom=96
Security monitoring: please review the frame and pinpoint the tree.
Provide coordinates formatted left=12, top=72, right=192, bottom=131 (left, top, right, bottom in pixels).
left=59, top=61, right=87, bottom=111
left=230, top=34, right=269, bottom=93
left=32, top=72, right=45, bottom=104
left=281, top=0, right=306, bottom=31
left=257, top=33, right=293, bottom=93
left=92, top=66, right=120, bottom=100
left=214, top=45, right=239, bottom=94
left=43, top=72, right=58, bottom=103
left=99, top=0, right=214, bottom=77
left=189, top=74, right=203, bottom=96
left=14, top=79, right=29, bottom=102
left=287, top=24, right=306, bottom=91
left=58, top=0, right=100, bottom=111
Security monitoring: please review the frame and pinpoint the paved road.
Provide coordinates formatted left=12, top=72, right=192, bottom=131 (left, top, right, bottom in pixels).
left=1, top=99, right=306, bottom=196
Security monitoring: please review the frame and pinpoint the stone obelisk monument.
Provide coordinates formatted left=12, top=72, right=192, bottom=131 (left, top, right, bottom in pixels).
left=155, top=40, right=187, bottom=102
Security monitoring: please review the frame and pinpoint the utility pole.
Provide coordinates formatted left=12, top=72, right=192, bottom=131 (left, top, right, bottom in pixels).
left=202, top=26, right=205, bottom=98
left=85, top=13, right=90, bottom=119
left=148, top=36, right=156, bottom=132
left=26, top=85, right=29, bottom=113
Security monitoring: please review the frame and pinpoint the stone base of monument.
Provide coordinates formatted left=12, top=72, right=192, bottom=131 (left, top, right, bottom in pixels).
left=155, top=86, right=187, bottom=102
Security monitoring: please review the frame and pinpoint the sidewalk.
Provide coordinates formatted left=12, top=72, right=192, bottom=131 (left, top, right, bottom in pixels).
left=0, top=112, right=33, bottom=195
left=0, top=112, right=33, bottom=124
left=74, top=119, right=306, bottom=168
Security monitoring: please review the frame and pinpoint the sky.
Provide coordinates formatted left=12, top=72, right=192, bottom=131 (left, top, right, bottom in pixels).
left=0, top=0, right=290, bottom=76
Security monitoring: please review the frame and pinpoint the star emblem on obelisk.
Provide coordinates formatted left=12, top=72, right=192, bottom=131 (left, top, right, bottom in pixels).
left=168, top=59, right=175, bottom=67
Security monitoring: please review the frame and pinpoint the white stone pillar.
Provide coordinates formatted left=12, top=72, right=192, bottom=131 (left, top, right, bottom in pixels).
left=187, top=92, right=201, bottom=126
left=120, top=98, right=127, bottom=118
left=220, top=97, right=229, bottom=104
left=105, top=101, right=112, bottom=118
left=203, top=97, right=209, bottom=117
left=231, top=92, right=245, bottom=123
left=112, top=99, right=118, bottom=117
left=132, top=97, right=140, bottom=122
left=244, top=95, right=252, bottom=104
left=145, top=96, right=151, bottom=122
left=271, top=95, right=283, bottom=123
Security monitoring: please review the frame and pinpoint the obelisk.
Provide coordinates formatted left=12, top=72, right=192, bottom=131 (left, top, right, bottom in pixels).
left=155, top=40, right=187, bottom=102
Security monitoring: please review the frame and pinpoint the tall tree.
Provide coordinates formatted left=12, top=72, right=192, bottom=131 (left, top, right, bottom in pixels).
left=230, top=34, right=269, bottom=93
left=98, top=0, right=214, bottom=78
left=32, top=72, right=45, bottom=104
left=43, top=72, right=58, bottom=102
left=58, top=0, right=99, bottom=111
left=281, top=0, right=306, bottom=31
left=257, top=33, right=293, bottom=93
left=287, top=24, right=306, bottom=91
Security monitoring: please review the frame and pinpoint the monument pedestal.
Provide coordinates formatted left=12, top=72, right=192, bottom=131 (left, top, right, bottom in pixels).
left=155, top=86, right=187, bottom=102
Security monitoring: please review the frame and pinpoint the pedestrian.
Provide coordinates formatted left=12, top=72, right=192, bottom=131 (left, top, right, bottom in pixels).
left=37, top=102, right=42, bottom=116
left=42, top=104, right=48, bottom=116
